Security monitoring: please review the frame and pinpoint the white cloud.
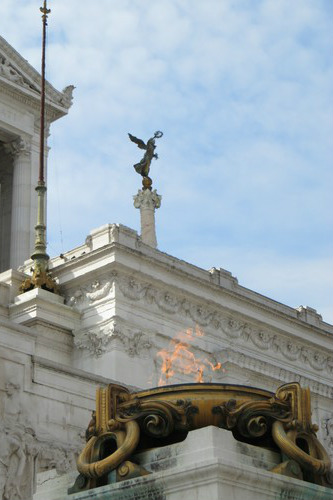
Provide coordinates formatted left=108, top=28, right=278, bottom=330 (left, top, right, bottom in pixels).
left=1, top=0, right=332, bottom=324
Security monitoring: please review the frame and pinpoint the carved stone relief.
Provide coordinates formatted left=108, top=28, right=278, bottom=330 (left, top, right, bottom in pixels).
left=0, top=56, right=38, bottom=93
left=3, top=137, right=31, bottom=158
left=74, top=321, right=153, bottom=359
left=322, top=416, right=333, bottom=482
left=66, top=272, right=333, bottom=383
left=67, top=279, right=113, bottom=311
left=59, top=85, right=75, bottom=107
left=114, top=274, right=333, bottom=378
left=0, top=382, right=36, bottom=500
left=0, top=378, right=82, bottom=500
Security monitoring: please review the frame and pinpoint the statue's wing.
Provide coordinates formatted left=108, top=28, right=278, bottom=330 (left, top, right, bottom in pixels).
left=128, top=133, right=147, bottom=150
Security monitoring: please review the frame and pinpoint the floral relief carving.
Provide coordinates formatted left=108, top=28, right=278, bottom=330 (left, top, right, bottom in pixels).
left=222, top=318, right=245, bottom=339
left=187, top=304, right=216, bottom=327
left=301, top=348, right=326, bottom=371
left=74, top=322, right=153, bottom=359
left=114, top=274, right=333, bottom=378
left=327, top=357, right=333, bottom=374
left=67, top=272, right=333, bottom=378
left=86, top=280, right=112, bottom=302
left=273, top=339, right=301, bottom=361
left=67, top=279, right=113, bottom=310
left=117, top=275, right=147, bottom=301
left=74, top=325, right=116, bottom=357
left=250, top=329, right=274, bottom=350
left=153, top=290, right=180, bottom=314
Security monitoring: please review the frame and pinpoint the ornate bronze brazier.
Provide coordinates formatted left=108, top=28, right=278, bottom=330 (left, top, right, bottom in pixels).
left=70, top=382, right=331, bottom=493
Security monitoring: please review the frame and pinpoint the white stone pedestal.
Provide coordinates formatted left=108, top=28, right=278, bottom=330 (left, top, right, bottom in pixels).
left=34, top=426, right=333, bottom=500
left=133, top=189, right=161, bottom=248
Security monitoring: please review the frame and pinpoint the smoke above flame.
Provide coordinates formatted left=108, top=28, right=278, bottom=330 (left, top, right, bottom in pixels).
left=157, top=326, right=223, bottom=386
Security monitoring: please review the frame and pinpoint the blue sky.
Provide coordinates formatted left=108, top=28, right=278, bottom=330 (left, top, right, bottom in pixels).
left=1, top=0, right=332, bottom=323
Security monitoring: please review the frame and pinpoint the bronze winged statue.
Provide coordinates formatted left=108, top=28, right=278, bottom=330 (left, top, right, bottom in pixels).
left=128, top=131, right=163, bottom=180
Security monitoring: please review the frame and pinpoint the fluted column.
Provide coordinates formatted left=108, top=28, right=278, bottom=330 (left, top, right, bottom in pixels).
left=0, top=166, right=13, bottom=272
left=5, top=137, right=32, bottom=269
left=133, top=189, right=162, bottom=248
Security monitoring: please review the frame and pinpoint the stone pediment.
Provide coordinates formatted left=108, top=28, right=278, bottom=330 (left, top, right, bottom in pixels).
left=0, top=35, right=73, bottom=120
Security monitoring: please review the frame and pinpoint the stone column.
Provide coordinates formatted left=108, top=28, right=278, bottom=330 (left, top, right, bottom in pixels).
left=0, top=168, right=13, bottom=272
left=133, top=189, right=162, bottom=248
left=5, top=137, right=32, bottom=269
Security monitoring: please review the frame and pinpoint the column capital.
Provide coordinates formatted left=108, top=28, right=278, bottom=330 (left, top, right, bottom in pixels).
left=133, top=189, right=162, bottom=210
left=133, top=189, right=161, bottom=248
left=4, top=136, right=31, bottom=158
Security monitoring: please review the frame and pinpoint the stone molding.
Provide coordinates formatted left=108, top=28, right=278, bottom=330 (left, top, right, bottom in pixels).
left=0, top=36, right=72, bottom=112
left=0, top=82, right=64, bottom=122
left=51, top=227, right=332, bottom=335
left=219, top=348, right=333, bottom=398
left=67, top=272, right=333, bottom=380
left=116, top=273, right=333, bottom=377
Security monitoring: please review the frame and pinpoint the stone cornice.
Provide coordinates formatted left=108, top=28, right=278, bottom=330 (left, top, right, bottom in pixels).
left=220, top=348, right=333, bottom=398
left=55, top=237, right=333, bottom=340
left=45, top=220, right=333, bottom=339
left=0, top=79, right=67, bottom=122
left=66, top=270, right=333, bottom=384
left=32, top=355, right=127, bottom=388
left=0, top=35, right=72, bottom=120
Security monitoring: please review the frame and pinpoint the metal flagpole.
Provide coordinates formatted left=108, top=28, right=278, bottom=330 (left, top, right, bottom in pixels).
left=21, top=0, right=59, bottom=294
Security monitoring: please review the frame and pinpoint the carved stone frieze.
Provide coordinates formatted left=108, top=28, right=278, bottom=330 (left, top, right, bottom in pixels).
left=117, top=274, right=147, bottom=302
left=0, top=424, right=35, bottom=500
left=117, top=274, right=333, bottom=377
left=272, top=338, right=301, bottom=361
left=74, top=321, right=153, bottom=358
left=0, top=377, right=82, bottom=500
left=322, top=416, right=333, bottom=459
left=322, top=416, right=333, bottom=482
left=301, top=348, right=327, bottom=371
left=74, top=325, right=116, bottom=357
left=37, top=440, right=79, bottom=475
left=0, top=55, right=38, bottom=93
left=67, top=279, right=113, bottom=310
left=66, top=272, right=333, bottom=380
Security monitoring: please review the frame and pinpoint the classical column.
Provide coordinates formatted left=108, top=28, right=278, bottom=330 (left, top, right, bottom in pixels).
left=5, top=137, right=32, bottom=269
left=133, top=188, right=162, bottom=248
left=0, top=169, right=13, bottom=272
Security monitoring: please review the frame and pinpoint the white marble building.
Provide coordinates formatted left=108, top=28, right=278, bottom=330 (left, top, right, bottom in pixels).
left=0, top=36, right=332, bottom=500
left=0, top=35, right=72, bottom=272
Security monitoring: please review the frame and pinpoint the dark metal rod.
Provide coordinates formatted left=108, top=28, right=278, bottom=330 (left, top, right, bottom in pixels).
left=39, top=0, right=50, bottom=183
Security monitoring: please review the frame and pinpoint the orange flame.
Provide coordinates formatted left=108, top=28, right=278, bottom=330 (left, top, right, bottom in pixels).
left=157, top=326, right=223, bottom=386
